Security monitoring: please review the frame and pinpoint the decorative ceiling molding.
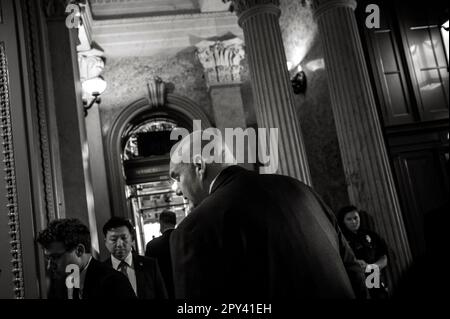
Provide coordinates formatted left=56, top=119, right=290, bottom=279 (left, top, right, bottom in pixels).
left=89, top=0, right=228, bottom=17
left=91, top=11, right=243, bottom=57
left=199, top=0, right=231, bottom=12
left=89, top=0, right=200, bottom=18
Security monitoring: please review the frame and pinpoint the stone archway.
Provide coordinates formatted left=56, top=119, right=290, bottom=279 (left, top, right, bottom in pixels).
left=106, top=93, right=212, bottom=218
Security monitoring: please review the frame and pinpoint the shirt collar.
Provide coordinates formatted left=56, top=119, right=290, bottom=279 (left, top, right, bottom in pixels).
left=79, top=256, right=92, bottom=293
left=209, top=169, right=225, bottom=194
left=111, top=252, right=133, bottom=270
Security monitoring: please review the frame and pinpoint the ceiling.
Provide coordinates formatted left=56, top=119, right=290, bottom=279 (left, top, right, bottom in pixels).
left=88, top=0, right=230, bottom=19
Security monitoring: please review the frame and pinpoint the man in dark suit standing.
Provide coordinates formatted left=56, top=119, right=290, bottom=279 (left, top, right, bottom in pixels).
left=145, top=210, right=177, bottom=299
left=102, top=217, right=167, bottom=299
left=169, top=130, right=368, bottom=299
left=36, top=218, right=136, bottom=299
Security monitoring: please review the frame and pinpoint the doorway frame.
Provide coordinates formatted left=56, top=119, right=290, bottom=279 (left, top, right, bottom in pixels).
left=105, top=94, right=212, bottom=219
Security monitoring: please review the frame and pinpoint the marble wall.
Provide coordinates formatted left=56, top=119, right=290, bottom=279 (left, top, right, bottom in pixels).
left=99, top=48, right=213, bottom=136
left=294, top=39, right=350, bottom=212
left=280, top=0, right=349, bottom=212
left=99, top=47, right=255, bottom=137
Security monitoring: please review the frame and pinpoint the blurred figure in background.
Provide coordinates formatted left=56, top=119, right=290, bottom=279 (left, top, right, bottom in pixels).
left=145, top=210, right=177, bottom=299
left=338, top=206, right=389, bottom=299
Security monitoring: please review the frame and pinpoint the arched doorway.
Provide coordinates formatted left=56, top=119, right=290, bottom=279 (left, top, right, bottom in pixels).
left=106, top=93, right=212, bottom=253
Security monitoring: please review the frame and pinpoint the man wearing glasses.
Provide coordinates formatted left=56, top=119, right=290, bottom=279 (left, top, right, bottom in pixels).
left=37, top=218, right=136, bottom=299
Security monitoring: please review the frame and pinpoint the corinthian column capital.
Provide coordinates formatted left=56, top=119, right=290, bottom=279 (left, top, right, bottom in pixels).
left=224, top=0, right=280, bottom=16
left=196, top=37, right=245, bottom=87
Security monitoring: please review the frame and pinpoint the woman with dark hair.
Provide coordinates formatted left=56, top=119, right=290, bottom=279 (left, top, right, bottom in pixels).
left=338, top=205, right=389, bottom=299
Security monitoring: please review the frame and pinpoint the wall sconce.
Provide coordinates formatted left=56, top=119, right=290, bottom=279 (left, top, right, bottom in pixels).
left=291, top=65, right=307, bottom=94
left=82, top=76, right=107, bottom=116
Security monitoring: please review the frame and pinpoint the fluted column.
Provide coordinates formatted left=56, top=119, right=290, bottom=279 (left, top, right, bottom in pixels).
left=312, top=0, right=412, bottom=287
left=228, top=0, right=312, bottom=184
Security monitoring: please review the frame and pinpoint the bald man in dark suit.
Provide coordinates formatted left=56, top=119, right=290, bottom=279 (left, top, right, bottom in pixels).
left=169, top=131, right=367, bottom=299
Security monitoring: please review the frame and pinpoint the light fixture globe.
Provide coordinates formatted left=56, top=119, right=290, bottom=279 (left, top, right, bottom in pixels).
left=82, top=76, right=107, bottom=116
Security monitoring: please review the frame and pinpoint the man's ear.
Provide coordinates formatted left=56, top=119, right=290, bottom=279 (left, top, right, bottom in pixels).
left=75, top=244, right=85, bottom=257
left=193, top=154, right=206, bottom=179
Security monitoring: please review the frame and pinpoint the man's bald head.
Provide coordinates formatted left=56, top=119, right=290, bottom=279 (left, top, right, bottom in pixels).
left=170, top=129, right=235, bottom=166
left=169, top=129, right=235, bottom=207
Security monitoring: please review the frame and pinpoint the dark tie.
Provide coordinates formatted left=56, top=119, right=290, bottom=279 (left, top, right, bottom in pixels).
left=118, top=260, right=129, bottom=279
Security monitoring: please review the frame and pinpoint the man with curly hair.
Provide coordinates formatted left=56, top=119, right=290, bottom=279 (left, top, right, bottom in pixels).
left=37, top=218, right=136, bottom=299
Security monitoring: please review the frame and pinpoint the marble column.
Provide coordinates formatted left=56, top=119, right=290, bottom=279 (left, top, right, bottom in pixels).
left=312, top=0, right=412, bottom=287
left=227, top=0, right=312, bottom=184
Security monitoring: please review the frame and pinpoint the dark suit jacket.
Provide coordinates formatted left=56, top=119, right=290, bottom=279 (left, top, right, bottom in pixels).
left=83, top=258, right=137, bottom=299
left=145, top=229, right=175, bottom=299
left=103, top=253, right=168, bottom=299
left=47, top=258, right=137, bottom=299
left=170, top=166, right=367, bottom=299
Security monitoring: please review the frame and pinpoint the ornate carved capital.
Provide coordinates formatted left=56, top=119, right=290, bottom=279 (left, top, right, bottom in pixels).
left=224, top=0, right=280, bottom=15
left=78, top=52, right=104, bottom=82
left=196, top=37, right=245, bottom=88
left=78, top=49, right=105, bottom=103
left=147, top=77, right=166, bottom=108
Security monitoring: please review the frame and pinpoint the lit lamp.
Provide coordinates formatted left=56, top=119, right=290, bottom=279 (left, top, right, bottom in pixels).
left=290, top=64, right=307, bottom=95
left=82, top=76, right=107, bottom=116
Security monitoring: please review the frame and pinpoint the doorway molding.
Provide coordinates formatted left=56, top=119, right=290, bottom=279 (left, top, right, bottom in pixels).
left=106, top=94, right=212, bottom=218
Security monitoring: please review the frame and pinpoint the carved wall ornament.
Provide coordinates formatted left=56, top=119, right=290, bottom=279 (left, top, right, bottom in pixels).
left=78, top=49, right=105, bottom=103
left=147, top=77, right=166, bottom=108
left=0, top=42, right=25, bottom=299
left=78, top=53, right=105, bottom=82
left=195, top=37, right=245, bottom=87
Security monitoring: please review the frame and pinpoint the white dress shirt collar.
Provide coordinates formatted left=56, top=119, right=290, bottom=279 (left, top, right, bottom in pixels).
left=111, top=252, right=133, bottom=270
